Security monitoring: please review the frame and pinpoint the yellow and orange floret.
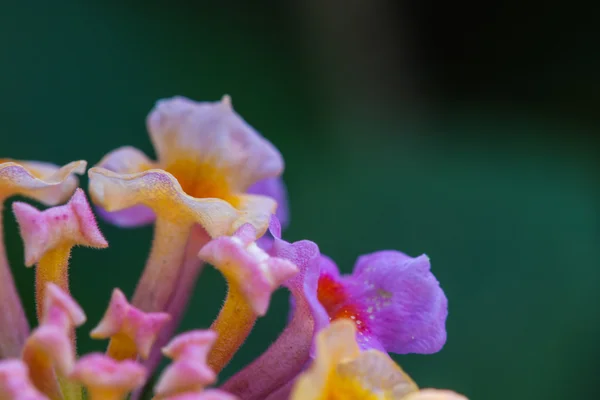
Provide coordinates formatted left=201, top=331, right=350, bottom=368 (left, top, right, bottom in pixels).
left=291, top=319, right=465, bottom=400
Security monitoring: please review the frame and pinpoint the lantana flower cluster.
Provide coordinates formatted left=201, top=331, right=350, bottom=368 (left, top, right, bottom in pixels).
left=0, top=96, right=465, bottom=400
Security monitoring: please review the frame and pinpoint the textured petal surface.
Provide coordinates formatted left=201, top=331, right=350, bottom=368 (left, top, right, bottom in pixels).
left=274, top=239, right=330, bottom=349
left=0, top=160, right=85, bottom=204
left=88, top=167, right=274, bottom=238
left=203, top=225, right=298, bottom=373
left=13, top=188, right=108, bottom=266
left=317, top=251, right=448, bottom=354
left=291, top=319, right=360, bottom=400
left=349, top=251, right=448, bottom=354
left=95, top=146, right=157, bottom=174
left=147, top=96, right=283, bottom=194
left=91, top=289, right=170, bottom=360
left=198, top=224, right=298, bottom=315
left=13, top=190, right=108, bottom=320
left=155, top=330, right=218, bottom=397
left=93, top=146, right=157, bottom=227
left=290, top=319, right=418, bottom=400
left=337, top=351, right=418, bottom=399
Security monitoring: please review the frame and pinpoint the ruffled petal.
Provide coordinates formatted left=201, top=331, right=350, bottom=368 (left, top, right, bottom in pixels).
left=348, top=251, right=448, bottom=354
left=275, top=238, right=330, bottom=349
left=316, top=251, right=448, bottom=355
left=155, top=330, right=217, bottom=397
left=290, top=319, right=359, bottom=399
left=147, top=96, right=283, bottom=194
left=91, top=289, right=170, bottom=360
left=337, top=351, right=418, bottom=398
left=93, top=146, right=157, bottom=227
left=290, top=319, right=418, bottom=400
left=13, top=188, right=108, bottom=267
left=199, top=224, right=298, bottom=316
left=88, top=168, right=274, bottom=238
left=95, top=146, right=157, bottom=174
left=0, top=160, right=86, bottom=204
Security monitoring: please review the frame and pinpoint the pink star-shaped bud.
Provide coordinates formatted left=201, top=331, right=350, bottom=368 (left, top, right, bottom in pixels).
left=154, top=330, right=218, bottom=398
left=91, top=288, right=171, bottom=360
left=13, top=188, right=108, bottom=267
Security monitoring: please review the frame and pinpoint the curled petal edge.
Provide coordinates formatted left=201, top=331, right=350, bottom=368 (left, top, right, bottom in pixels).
left=0, top=160, right=86, bottom=204
left=88, top=167, right=275, bottom=238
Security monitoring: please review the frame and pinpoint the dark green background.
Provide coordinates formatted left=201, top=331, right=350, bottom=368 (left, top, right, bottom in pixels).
left=1, top=2, right=599, bottom=399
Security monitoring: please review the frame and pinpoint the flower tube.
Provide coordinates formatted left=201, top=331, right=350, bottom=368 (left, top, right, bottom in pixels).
left=198, top=224, right=298, bottom=373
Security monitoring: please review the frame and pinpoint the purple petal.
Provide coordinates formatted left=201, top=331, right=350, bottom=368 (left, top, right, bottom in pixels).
left=247, top=177, right=289, bottom=229
left=95, top=204, right=156, bottom=228
left=274, top=239, right=330, bottom=342
left=348, top=251, right=448, bottom=354
left=267, top=215, right=282, bottom=239
left=318, top=255, right=341, bottom=278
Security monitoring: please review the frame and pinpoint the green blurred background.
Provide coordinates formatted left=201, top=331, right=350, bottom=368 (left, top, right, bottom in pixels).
left=2, top=1, right=599, bottom=399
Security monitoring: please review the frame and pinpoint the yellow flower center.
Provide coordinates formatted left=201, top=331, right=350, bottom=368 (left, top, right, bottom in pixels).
left=165, top=159, right=240, bottom=207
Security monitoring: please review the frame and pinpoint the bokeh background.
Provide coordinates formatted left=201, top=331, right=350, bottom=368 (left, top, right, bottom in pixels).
left=2, top=1, right=599, bottom=399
